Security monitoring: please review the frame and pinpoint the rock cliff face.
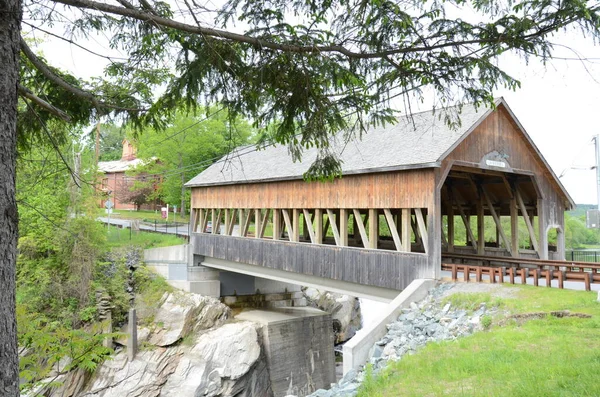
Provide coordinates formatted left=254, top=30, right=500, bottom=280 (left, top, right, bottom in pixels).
left=45, top=292, right=273, bottom=397
left=303, top=289, right=362, bottom=344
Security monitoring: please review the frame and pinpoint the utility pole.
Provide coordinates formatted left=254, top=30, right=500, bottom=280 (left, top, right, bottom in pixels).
left=595, top=135, right=600, bottom=211
left=95, top=122, right=101, bottom=165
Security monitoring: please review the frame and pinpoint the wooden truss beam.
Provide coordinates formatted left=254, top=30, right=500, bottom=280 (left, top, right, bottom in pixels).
left=326, top=209, right=341, bottom=246
left=383, top=209, right=402, bottom=251
left=515, top=186, right=539, bottom=254
left=415, top=208, right=428, bottom=254
left=450, top=187, right=478, bottom=251
left=352, top=209, right=369, bottom=248
left=481, top=186, right=512, bottom=255
left=303, top=209, right=316, bottom=243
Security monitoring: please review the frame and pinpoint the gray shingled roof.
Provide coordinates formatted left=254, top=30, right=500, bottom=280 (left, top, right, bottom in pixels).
left=185, top=102, right=490, bottom=187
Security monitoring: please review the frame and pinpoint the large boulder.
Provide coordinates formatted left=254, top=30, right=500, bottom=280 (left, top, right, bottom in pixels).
left=303, top=288, right=362, bottom=343
left=51, top=321, right=270, bottom=397
left=147, top=292, right=230, bottom=347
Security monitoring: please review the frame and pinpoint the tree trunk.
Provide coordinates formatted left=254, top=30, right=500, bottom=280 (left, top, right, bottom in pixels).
left=0, top=1, right=22, bottom=395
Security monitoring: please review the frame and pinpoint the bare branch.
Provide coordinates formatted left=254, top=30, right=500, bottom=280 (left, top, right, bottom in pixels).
left=18, top=84, right=71, bottom=121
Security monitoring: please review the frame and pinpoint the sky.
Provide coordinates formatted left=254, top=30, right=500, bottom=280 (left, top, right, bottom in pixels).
left=29, top=4, right=600, bottom=206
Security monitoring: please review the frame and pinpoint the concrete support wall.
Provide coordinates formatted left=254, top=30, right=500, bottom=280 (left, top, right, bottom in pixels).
left=144, top=244, right=220, bottom=297
left=342, top=278, right=436, bottom=375
left=237, top=307, right=336, bottom=396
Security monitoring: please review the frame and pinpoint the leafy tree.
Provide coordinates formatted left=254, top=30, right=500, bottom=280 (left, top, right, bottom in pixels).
left=133, top=108, right=253, bottom=216
left=114, top=175, right=156, bottom=210
left=98, top=124, right=126, bottom=162
left=3, top=0, right=600, bottom=393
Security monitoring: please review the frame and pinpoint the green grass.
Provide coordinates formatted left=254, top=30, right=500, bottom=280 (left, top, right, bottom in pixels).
left=105, top=228, right=186, bottom=249
left=441, top=292, right=505, bottom=313
left=358, top=285, right=600, bottom=397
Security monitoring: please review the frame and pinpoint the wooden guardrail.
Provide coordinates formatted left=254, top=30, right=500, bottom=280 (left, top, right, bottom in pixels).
left=442, top=253, right=600, bottom=291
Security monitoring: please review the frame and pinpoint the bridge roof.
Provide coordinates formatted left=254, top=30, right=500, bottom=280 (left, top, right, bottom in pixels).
left=186, top=102, right=488, bottom=187
left=185, top=98, right=571, bottom=208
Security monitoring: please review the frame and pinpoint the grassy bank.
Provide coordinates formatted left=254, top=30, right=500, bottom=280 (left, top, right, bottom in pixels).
left=358, top=285, right=600, bottom=397
left=106, top=227, right=186, bottom=249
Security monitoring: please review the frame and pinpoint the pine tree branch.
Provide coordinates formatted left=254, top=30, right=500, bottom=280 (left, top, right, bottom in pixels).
left=20, top=38, right=146, bottom=113
left=18, top=84, right=71, bottom=121
left=51, top=0, right=596, bottom=60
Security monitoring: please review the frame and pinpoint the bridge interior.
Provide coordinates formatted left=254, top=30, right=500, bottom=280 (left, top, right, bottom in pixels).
left=440, top=165, right=554, bottom=261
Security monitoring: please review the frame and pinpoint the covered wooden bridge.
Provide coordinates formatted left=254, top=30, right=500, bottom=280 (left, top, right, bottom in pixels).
left=185, top=98, right=574, bottom=296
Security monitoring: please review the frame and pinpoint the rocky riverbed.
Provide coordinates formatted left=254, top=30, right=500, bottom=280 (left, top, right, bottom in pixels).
left=307, top=282, right=504, bottom=397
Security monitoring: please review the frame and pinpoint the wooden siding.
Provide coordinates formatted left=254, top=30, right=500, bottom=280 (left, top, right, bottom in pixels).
left=192, top=233, right=431, bottom=290
left=191, top=169, right=436, bottom=210
left=442, top=106, right=567, bottom=222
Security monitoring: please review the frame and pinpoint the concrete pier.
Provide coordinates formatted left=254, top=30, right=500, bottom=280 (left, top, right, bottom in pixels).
left=237, top=307, right=335, bottom=397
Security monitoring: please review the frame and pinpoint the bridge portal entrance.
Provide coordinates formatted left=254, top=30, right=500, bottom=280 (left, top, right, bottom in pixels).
left=439, top=165, right=547, bottom=262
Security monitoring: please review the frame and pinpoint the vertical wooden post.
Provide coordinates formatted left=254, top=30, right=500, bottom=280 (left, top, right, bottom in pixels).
left=340, top=209, right=348, bottom=247
left=538, top=198, right=548, bottom=260
left=224, top=209, right=231, bottom=235
left=402, top=208, right=411, bottom=252
left=448, top=203, right=454, bottom=253
left=292, top=209, right=300, bottom=242
left=127, top=308, right=137, bottom=361
left=510, top=195, right=519, bottom=257
left=315, top=209, right=323, bottom=244
left=211, top=209, right=216, bottom=234
left=273, top=209, right=281, bottom=240
left=195, top=209, right=202, bottom=233
left=368, top=209, right=378, bottom=249
left=477, top=197, right=485, bottom=255
left=255, top=209, right=261, bottom=238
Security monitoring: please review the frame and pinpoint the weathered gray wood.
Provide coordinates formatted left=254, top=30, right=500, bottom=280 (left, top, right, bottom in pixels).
left=411, top=216, right=422, bottom=248
left=402, top=208, right=411, bottom=252
left=259, top=209, right=270, bottom=238
left=241, top=209, right=251, bottom=237
left=315, top=209, right=323, bottom=244
left=369, top=209, right=378, bottom=249
left=255, top=209, right=261, bottom=238
left=481, top=186, right=512, bottom=254
left=192, top=233, right=428, bottom=291
left=510, top=197, right=519, bottom=257
left=451, top=187, right=478, bottom=251
left=292, top=209, right=300, bottom=242
left=193, top=209, right=201, bottom=233
left=340, top=209, right=348, bottom=247
left=447, top=202, right=454, bottom=252
left=303, top=209, right=316, bottom=243
left=383, top=209, right=402, bottom=251
left=282, top=209, right=294, bottom=242
left=326, top=209, right=341, bottom=246
left=477, top=196, right=485, bottom=255
left=352, top=209, right=369, bottom=248
left=273, top=209, right=281, bottom=240
left=224, top=209, right=231, bottom=235
left=415, top=208, right=428, bottom=254
left=515, top=187, right=539, bottom=254
left=201, top=209, right=209, bottom=233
